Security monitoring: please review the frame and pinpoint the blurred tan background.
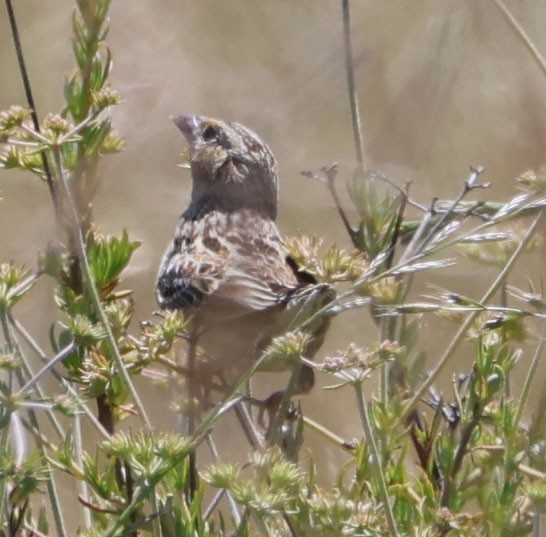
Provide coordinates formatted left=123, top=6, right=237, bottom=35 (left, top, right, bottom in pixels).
left=1, top=1, right=546, bottom=460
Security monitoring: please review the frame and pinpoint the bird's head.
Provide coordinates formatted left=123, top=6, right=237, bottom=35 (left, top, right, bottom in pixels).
left=173, top=115, right=279, bottom=220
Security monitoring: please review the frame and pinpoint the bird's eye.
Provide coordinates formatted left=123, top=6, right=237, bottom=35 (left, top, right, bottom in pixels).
left=202, top=125, right=219, bottom=142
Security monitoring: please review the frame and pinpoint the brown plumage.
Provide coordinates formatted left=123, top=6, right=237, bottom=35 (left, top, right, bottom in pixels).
left=156, top=115, right=333, bottom=389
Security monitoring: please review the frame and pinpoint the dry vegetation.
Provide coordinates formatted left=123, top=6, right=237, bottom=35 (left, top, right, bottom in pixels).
left=2, top=1, right=546, bottom=536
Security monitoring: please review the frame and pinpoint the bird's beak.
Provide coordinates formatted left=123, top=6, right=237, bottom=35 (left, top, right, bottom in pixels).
left=172, top=114, right=201, bottom=142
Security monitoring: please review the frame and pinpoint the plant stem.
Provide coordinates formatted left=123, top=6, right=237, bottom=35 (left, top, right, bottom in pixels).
left=5, top=0, right=57, bottom=211
left=516, top=339, right=545, bottom=428
left=302, top=415, right=356, bottom=453
left=73, top=412, right=92, bottom=529
left=1, top=305, right=68, bottom=537
left=10, top=315, right=111, bottom=438
left=186, top=332, right=198, bottom=498
left=0, top=426, right=9, bottom=529
left=492, top=0, right=546, bottom=79
left=51, top=143, right=152, bottom=429
left=15, top=342, right=76, bottom=398
left=341, top=0, right=366, bottom=171
left=440, top=407, right=481, bottom=506
left=353, top=384, right=400, bottom=537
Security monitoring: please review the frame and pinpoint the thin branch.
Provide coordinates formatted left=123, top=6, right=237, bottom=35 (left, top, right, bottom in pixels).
left=302, top=415, right=356, bottom=453
left=234, top=402, right=263, bottom=449
left=15, top=342, right=76, bottom=397
left=418, top=166, right=487, bottom=255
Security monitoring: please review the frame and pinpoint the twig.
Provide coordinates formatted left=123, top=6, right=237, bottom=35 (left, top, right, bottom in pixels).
left=419, top=166, right=487, bottom=254
left=302, top=415, right=356, bottom=453
left=373, top=172, right=427, bottom=213
left=234, top=402, right=263, bottom=449
left=15, top=342, right=76, bottom=397
left=515, top=339, right=545, bottom=440
left=398, top=201, right=437, bottom=265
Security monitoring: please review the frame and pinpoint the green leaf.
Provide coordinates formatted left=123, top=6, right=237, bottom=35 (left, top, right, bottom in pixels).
left=63, top=74, right=85, bottom=120
left=90, top=54, right=106, bottom=91
left=82, top=117, right=112, bottom=156
left=87, top=230, right=140, bottom=298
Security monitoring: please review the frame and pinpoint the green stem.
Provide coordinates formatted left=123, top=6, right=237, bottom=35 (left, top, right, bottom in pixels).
left=379, top=322, right=390, bottom=407
left=341, top=0, right=366, bottom=171
left=528, top=340, right=546, bottom=445
left=0, top=306, right=15, bottom=530
left=233, top=508, right=251, bottom=537
left=150, top=489, right=163, bottom=537
left=51, top=144, right=152, bottom=429
left=354, top=383, right=400, bottom=537
left=73, top=412, right=92, bottom=529
left=440, top=407, right=482, bottom=506
left=516, top=340, right=544, bottom=427
left=0, top=426, right=9, bottom=529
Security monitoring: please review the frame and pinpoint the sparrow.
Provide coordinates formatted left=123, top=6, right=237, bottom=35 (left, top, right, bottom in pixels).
left=156, top=115, right=334, bottom=397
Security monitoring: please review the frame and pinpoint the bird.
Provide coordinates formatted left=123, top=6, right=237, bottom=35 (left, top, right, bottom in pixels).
left=156, top=114, right=334, bottom=407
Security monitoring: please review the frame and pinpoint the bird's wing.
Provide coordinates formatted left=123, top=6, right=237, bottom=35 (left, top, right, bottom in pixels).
left=156, top=211, right=299, bottom=315
left=156, top=238, right=225, bottom=310
left=205, top=218, right=301, bottom=314
left=156, top=212, right=228, bottom=310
